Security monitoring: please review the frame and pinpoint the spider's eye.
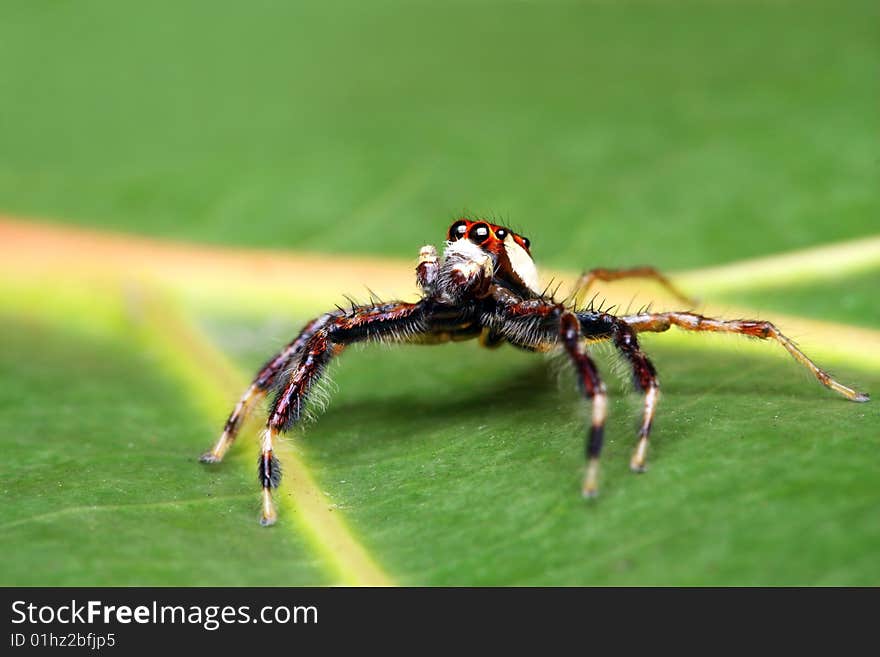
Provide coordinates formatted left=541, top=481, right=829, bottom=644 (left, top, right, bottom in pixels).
left=496, top=228, right=508, bottom=239
left=448, top=220, right=468, bottom=241
left=469, top=223, right=491, bottom=244
left=522, top=237, right=531, bottom=249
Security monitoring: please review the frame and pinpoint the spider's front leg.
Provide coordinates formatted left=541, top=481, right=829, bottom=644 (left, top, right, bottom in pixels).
left=485, top=297, right=609, bottom=496
left=200, top=313, right=334, bottom=463
left=257, top=300, right=427, bottom=525
left=559, top=313, right=608, bottom=497
left=579, top=311, right=661, bottom=472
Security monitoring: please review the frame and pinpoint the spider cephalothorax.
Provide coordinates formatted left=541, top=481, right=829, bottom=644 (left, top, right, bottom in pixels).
left=202, top=217, right=870, bottom=525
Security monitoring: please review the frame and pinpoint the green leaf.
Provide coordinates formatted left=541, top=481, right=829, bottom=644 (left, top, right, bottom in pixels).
left=3, top=297, right=876, bottom=586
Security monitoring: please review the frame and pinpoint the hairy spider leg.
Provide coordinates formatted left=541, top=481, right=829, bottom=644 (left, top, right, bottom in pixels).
left=573, top=266, right=695, bottom=308
left=484, top=295, right=609, bottom=496
left=577, top=312, right=661, bottom=472
left=259, top=301, right=427, bottom=525
left=478, top=328, right=507, bottom=349
left=257, top=428, right=282, bottom=525
left=559, top=313, right=608, bottom=497
left=613, top=321, right=660, bottom=471
left=200, top=314, right=333, bottom=464
left=621, top=312, right=870, bottom=402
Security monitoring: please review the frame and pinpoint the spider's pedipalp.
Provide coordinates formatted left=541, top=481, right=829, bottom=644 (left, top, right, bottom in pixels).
left=416, top=244, right=439, bottom=293
left=437, top=238, right=495, bottom=301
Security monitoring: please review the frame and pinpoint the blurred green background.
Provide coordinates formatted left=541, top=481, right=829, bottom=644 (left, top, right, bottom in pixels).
left=2, top=0, right=877, bottom=268
left=1, top=0, right=878, bottom=585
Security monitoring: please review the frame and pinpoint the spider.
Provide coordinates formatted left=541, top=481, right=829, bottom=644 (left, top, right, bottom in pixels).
left=202, top=217, right=870, bottom=525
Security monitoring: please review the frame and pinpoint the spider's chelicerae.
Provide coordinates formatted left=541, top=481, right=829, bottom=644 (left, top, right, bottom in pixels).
left=202, top=218, right=870, bottom=525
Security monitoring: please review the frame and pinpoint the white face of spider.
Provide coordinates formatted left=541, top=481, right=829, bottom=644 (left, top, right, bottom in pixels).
left=501, top=233, right=540, bottom=294
left=443, top=236, right=490, bottom=265
left=441, top=219, right=540, bottom=296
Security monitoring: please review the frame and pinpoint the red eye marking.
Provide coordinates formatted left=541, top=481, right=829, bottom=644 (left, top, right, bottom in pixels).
left=446, top=218, right=529, bottom=253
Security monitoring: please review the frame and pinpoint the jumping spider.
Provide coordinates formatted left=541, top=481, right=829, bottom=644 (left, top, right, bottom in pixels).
left=202, top=218, right=870, bottom=525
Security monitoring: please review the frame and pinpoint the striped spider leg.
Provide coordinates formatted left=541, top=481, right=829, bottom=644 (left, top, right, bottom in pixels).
left=620, top=311, right=870, bottom=403
left=482, top=290, right=660, bottom=496
left=205, top=300, right=428, bottom=525
left=573, top=266, right=697, bottom=308
left=200, top=314, right=334, bottom=464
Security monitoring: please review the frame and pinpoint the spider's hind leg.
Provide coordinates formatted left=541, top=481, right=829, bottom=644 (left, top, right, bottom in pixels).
left=574, top=266, right=696, bottom=307
left=622, top=311, right=869, bottom=402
